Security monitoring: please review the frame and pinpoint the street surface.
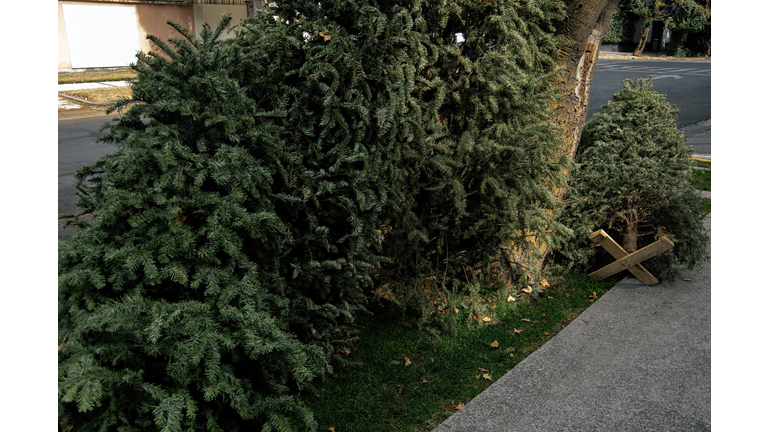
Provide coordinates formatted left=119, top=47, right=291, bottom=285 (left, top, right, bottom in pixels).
left=587, top=58, right=711, bottom=127
left=57, top=58, right=711, bottom=239
left=58, top=111, right=119, bottom=239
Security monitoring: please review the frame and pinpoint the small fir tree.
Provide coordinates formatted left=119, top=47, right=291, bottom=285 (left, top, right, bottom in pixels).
left=557, top=78, right=708, bottom=278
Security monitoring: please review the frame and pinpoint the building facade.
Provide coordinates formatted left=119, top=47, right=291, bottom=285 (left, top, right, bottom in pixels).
left=58, top=0, right=252, bottom=70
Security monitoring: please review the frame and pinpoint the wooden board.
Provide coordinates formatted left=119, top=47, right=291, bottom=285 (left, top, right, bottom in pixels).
left=588, top=230, right=674, bottom=285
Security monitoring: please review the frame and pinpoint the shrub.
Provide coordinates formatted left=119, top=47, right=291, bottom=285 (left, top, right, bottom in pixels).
left=556, top=78, right=709, bottom=279
left=59, top=4, right=427, bottom=430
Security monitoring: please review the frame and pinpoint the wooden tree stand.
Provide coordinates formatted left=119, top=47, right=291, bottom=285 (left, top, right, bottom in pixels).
left=588, top=229, right=674, bottom=286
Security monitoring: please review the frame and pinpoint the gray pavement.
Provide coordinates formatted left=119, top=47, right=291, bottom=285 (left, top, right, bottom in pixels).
left=435, top=221, right=711, bottom=431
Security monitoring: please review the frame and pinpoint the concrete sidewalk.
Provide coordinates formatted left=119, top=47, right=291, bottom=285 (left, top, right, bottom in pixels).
left=435, top=215, right=711, bottom=432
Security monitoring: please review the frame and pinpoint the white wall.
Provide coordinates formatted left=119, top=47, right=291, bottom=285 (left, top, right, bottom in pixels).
left=61, top=3, right=141, bottom=68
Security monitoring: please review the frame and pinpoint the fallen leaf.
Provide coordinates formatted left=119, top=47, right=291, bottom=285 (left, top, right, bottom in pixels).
left=372, top=284, right=393, bottom=300
left=522, top=286, right=533, bottom=293
left=482, top=316, right=492, bottom=322
left=547, top=296, right=554, bottom=299
left=582, top=320, right=590, bottom=324
left=521, top=318, right=531, bottom=322
left=421, top=379, right=428, bottom=383
left=438, top=309, right=446, bottom=314
left=491, top=305, right=497, bottom=310
left=509, top=353, right=514, bottom=358
left=58, top=336, right=66, bottom=350
left=174, top=210, right=187, bottom=224
left=540, top=279, right=550, bottom=288
left=328, top=428, right=336, bottom=432
left=544, top=332, right=551, bottom=336
left=482, top=373, right=492, bottom=380
left=513, top=328, right=523, bottom=334
left=398, top=384, right=405, bottom=395
left=454, top=402, right=465, bottom=410
left=320, top=26, right=331, bottom=42
left=479, top=367, right=490, bottom=372
left=507, top=295, right=515, bottom=302
left=683, top=278, right=692, bottom=282
left=404, top=357, right=412, bottom=366
left=490, top=341, right=499, bottom=348
left=454, top=307, right=460, bottom=314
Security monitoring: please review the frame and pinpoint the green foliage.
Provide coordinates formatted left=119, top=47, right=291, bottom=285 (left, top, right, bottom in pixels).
left=556, top=78, right=709, bottom=279
left=59, top=1, right=580, bottom=430
left=604, top=3, right=638, bottom=44
left=381, top=0, right=572, bottom=287
left=667, top=0, right=710, bottom=33
left=59, top=4, right=429, bottom=430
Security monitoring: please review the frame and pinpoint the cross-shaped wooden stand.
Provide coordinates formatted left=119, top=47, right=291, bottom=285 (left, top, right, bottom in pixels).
left=588, top=229, right=674, bottom=286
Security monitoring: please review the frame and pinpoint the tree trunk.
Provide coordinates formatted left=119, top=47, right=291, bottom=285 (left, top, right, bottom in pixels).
left=245, top=1, right=261, bottom=18
left=501, top=0, right=620, bottom=282
left=633, top=19, right=651, bottom=56
left=553, top=0, right=621, bottom=160
left=622, top=219, right=638, bottom=253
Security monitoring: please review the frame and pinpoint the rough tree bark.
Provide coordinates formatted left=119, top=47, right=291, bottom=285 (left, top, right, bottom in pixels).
left=244, top=0, right=262, bottom=17
left=633, top=19, right=652, bottom=56
left=554, top=0, right=621, bottom=160
left=503, top=0, right=620, bottom=281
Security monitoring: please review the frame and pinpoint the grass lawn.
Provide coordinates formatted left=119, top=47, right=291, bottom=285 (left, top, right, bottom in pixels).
left=305, top=273, right=615, bottom=432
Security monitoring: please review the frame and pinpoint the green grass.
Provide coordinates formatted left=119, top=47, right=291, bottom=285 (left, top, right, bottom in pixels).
left=691, top=169, right=711, bottom=191
left=690, top=159, right=711, bottom=214
left=305, top=273, right=614, bottom=432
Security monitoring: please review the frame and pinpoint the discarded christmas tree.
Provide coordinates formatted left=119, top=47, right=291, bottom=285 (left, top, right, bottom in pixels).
left=557, top=78, right=708, bottom=278
left=380, top=0, right=572, bottom=287
left=58, top=5, right=428, bottom=430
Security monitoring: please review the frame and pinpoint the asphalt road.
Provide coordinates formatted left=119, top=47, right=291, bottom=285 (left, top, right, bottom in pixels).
left=587, top=58, right=711, bottom=127
left=58, top=111, right=119, bottom=239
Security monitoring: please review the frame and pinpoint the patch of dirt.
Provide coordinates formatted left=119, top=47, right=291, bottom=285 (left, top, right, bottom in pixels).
left=58, top=70, right=137, bottom=85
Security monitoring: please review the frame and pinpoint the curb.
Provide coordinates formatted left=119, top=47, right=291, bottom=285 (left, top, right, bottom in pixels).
left=58, top=92, right=115, bottom=107
left=598, top=53, right=710, bottom=61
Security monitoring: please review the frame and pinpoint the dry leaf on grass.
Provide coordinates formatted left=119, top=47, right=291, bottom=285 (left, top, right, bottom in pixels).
left=540, top=279, right=550, bottom=288
left=513, top=328, right=523, bottom=334
left=454, top=402, right=465, bottom=410
left=478, top=367, right=490, bottom=372
left=507, top=295, right=515, bottom=302
left=522, top=286, right=533, bottom=293
left=404, top=357, right=412, bottom=366
left=482, top=373, right=492, bottom=380
left=490, top=341, right=499, bottom=348
left=482, top=316, right=492, bottom=322
left=328, top=428, right=336, bottom=432
left=521, top=318, right=531, bottom=322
